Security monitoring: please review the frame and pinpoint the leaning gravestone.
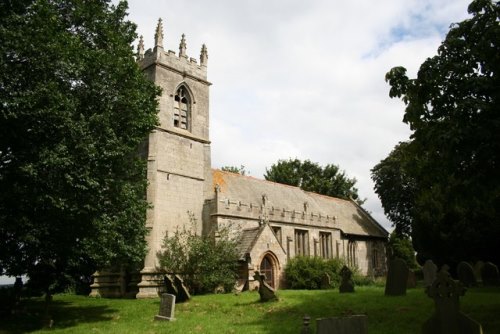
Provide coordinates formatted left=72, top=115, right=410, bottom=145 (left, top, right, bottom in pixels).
left=317, top=315, right=368, bottom=334
left=173, top=274, right=191, bottom=303
left=154, top=293, right=176, bottom=321
left=339, top=266, right=354, bottom=293
left=385, top=258, right=409, bottom=296
left=422, top=271, right=482, bottom=334
left=423, top=260, right=438, bottom=287
left=457, top=262, right=476, bottom=287
left=481, top=262, right=500, bottom=286
left=253, top=271, right=278, bottom=302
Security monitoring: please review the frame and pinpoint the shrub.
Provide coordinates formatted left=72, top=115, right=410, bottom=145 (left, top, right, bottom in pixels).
left=284, top=256, right=344, bottom=289
left=157, top=217, right=240, bottom=295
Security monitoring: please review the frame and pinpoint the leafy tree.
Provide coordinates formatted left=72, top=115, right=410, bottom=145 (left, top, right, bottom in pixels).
left=265, top=158, right=362, bottom=202
left=158, top=219, right=240, bottom=294
left=382, top=0, right=500, bottom=266
left=221, top=165, right=247, bottom=175
left=387, top=231, right=418, bottom=270
left=371, top=142, right=416, bottom=237
left=0, top=0, right=160, bottom=313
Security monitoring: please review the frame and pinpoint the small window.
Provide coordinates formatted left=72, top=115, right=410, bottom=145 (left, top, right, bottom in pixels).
left=271, top=226, right=282, bottom=244
left=294, top=229, right=309, bottom=256
left=173, top=86, right=190, bottom=130
left=347, top=240, right=357, bottom=267
left=319, top=232, right=332, bottom=259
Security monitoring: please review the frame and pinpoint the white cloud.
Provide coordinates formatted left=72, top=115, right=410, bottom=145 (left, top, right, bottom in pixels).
left=123, top=0, right=472, bottom=231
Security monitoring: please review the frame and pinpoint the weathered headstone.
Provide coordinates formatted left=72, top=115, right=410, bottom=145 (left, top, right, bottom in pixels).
left=457, top=262, right=476, bottom=287
left=385, top=258, right=409, bottom=296
left=422, top=271, right=483, bottom=334
left=481, top=262, right=500, bottom=286
left=253, top=271, right=278, bottom=302
left=407, top=270, right=417, bottom=289
left=173, top=274, right=191, bottom=303
left=154, top=293, right=176, bottom=321
left=317, top=315, right=368, bottom=334
left=320, top=272, right=331, bottom=289
left=423, top=260, right=438, bottom=287
left=339, top=266, right=354, bottom=293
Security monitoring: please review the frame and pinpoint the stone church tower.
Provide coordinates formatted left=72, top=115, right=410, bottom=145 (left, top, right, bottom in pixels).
left=134, top=20, right=213, bottom=298
left=90, top=19, right=388, bottom=298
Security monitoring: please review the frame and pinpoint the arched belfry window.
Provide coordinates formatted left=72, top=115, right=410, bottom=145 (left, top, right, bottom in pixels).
left=173, top=85, right=191, bottom=130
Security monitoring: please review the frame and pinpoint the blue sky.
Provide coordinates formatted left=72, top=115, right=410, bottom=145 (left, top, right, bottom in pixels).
left=122, top=0, right=472, bottom=231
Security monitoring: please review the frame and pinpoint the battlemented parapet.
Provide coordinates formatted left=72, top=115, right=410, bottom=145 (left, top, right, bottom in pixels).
left=136, top=19, right=208, bottom=81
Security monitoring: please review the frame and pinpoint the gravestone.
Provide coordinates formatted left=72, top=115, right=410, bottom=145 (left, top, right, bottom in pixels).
left=407, top=270, right=417, bottom=289
left=422, top=271, right=482, bottom=334
left=173, top=274, right=191, bottom=302
left=423, top=260, right=438, bottom=287
left=457, top=262, right=476, bottom=287
left=481, top=262, right=499, bottom=286
left=473, top=261, right=484, bottom=283
left=317, top=315, right=368, bottom=334
left=253, top=271, right=278, bottom=302
left=385, top=258, right=409, bottom=296
left=320, top=272, right=331, bottom=289
left=154, top=293, right=176, bottom=321
left=339, top=266, right=354, bottom=293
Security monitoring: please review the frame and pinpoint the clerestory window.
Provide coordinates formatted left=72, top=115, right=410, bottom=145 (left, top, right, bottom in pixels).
left=173, top=85, right=191, bottom=130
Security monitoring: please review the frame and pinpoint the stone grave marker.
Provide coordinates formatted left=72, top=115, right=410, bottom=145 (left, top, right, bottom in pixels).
left=385, top=258, right=409, bottom=296
left=253, top=271, right=278, bottom=302
left=422, top=271, right=482, bottom=334
left=317, top=315, right=368, bottom=334
left=339, top=266, right=354, bottom=293
left=320, top=272, right=331, bottom=289
left=173, top=274, right=191, bottom=302
left=154, top=293, right=176, bottom=321
left=481, top=262, right=499, bottom=286
left=407, top=270, right=417, bottom=289
left=457, top=262, right=476, bottom=287
left=423, top=260, right=438, bottom=287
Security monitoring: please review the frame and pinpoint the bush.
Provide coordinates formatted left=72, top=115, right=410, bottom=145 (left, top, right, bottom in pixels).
left=284, top=256, right=344, bottom=289
left=157, top=218, right=240, bottom=295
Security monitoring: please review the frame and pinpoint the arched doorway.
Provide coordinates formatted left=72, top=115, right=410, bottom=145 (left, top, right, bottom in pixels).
left=260, top=254, right=276, bottom=288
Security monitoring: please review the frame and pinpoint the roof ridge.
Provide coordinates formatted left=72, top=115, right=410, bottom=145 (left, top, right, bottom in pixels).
left=212, top=168, right=350, bottom=203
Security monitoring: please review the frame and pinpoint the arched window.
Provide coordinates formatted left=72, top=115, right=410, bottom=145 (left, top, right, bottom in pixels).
left=347, top=241, right=357, bottom=268
left=173, top=85, right=191, bottom=130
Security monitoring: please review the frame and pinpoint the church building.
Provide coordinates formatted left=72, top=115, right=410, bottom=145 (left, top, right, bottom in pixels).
left=90, top=20, right=388, bottom=298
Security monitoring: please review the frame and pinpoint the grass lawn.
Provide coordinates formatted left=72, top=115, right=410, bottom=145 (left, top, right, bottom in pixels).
left=1, top=286, right=499, bottom=334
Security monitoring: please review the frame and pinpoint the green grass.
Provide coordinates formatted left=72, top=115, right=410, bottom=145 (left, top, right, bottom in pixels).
left=1, top=286, right=499, bottom=334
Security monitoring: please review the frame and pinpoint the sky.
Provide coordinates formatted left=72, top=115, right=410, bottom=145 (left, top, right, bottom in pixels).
left=124, top=0, right=472, bottom=231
